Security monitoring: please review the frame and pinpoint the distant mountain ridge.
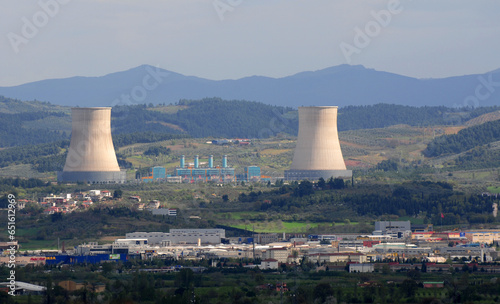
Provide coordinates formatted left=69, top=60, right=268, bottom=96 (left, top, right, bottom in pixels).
left=1, top=64, right=499, bottom=108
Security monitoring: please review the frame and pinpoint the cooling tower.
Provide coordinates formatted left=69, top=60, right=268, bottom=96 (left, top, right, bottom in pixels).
left=285, top=106, right=352, bottom=181
left=57, top=107, right=126, bottom=184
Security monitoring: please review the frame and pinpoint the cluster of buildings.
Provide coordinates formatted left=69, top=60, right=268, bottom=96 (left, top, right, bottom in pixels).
left=141, top=156, right=269, bottom=183
left=210, top=138, right=251, bottom=146
left=35, top=191, right=177, bottom=216
left=3, top=223, right=500, bottom=273
left=38, top=190, right=113, bottom=215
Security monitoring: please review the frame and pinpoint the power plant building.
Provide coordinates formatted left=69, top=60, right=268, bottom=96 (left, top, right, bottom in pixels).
left=141, top=166, right=166, bottom=183
left=285, top=106, right=352, bottom=181
left=245, top=166, right=261, bottom=182
left=58, top=107, right=126, bottom=184
left=175, top=155, right=235, bottom=182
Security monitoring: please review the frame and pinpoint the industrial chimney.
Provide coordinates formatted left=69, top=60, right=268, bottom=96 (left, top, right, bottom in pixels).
left=222, top=155, right=228, bottom=168
left=58, top=107, right=126, bottom=183
left=285, top=106, right=352, bottom=181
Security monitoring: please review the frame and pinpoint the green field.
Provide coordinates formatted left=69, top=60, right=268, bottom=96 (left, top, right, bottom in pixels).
left=19, top=239, right=59, bottom=250
left=230, top=221, right=321, bottom=233
left=227, top=212, right=265, bottom=220
left=487, top=186, right=500, bottom=193
left=397, top=216, right=425, bottom=225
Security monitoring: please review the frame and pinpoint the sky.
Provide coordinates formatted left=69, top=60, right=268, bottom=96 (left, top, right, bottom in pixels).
left=1, top=0, right=500, bottom=86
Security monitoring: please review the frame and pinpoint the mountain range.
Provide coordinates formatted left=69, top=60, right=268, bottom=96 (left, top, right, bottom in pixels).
left=1, top=64, right=499, bottom=108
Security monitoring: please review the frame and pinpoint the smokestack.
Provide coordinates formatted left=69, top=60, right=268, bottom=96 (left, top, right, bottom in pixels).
left=222, top=155, right=227, bottom=168
left=58, top=107, right=125, bottom=183
left=194, top=155, right=199, bottom=168
left=285, top=106, right=352, bottom=181
left=180, top=155, right=185, bottom=168
left=209, top=155, right=214, bottom=168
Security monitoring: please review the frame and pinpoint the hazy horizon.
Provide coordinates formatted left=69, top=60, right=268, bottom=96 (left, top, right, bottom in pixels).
left=1, top=1, right=500, bottom=86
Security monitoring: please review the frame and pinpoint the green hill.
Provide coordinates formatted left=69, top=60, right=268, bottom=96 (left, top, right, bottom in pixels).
left=111, top=98, right=299, bottom=138
left=424, top=119, right=500, bottom=157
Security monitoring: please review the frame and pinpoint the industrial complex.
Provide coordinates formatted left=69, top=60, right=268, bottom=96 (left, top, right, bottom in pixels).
left=141, top=106, right=354, bottom=184
left=3, top=225, right=500, bottom=271
left=57, top=106, right=353, bottom=184
left=175, top=155, right=235, bottom=182
left=141, top=155, right=267, bottom=183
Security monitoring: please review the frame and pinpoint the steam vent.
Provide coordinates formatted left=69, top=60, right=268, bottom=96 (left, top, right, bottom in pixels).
left=57, top=107, right=126, bottom=184
left=285, top=106, right=352, bottom=181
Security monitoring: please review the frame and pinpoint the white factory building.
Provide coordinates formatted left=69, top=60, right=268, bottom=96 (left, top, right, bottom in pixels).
left=126, top=229, right=226, bottom=245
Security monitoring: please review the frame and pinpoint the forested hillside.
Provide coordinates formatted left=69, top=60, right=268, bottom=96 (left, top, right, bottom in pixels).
left=115, top=101, right=499, bottom=138
left=3, top=95, right=500, bottom=148
left=0, top=141, right=68, bottom=169
left=111, top=98, right=299, bottom=138
left=338, top=104, right=497, bottom=131
left=0, top=95, right=67, bottom=113
left=423, top=119, right=500, bottom=157
left=0, top=111, right=69, bottom=147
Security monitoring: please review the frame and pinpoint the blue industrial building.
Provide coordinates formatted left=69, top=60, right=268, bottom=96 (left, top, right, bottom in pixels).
left=245, top=166, right=261, bottom=182
left=45, top=254, right=127, bottom=265
left=142, top=166, right=166, bottom=182
left=176, top=155, right=235, bottom=183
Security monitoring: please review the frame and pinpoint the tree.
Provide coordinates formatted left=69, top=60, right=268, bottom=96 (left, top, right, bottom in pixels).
left=314, top=283, right=334, bottom=303
left=317, top=177, right=326, bottom=189
left=45, top=276, right=54, bottom=304
left=295, top=180, right=314, bottom=197
left=327, top=177, right=345, bottom=189
left=175, top=268, right=194, bottom=288
left=421, top=262, right=427, bottom=273
left=102, top=262, right=115, bottom=274
left=144, top=146, right=171, bottom=157
left=376, top=159, right=398, bottom=171
left=113, top=189, right=123, bottom=199
left=400, top=279, right=418, bottom=298
left=222, top=194, right=229, bottom=202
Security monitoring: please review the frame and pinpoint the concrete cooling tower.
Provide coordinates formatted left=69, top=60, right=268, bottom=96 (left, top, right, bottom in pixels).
left=57, top=107, right=126, bottom=184
left=285, top=106, right=352, bottom=181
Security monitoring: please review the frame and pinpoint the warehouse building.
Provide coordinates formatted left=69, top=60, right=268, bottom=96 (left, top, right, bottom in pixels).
left=126, top=229, right=225, bottom=245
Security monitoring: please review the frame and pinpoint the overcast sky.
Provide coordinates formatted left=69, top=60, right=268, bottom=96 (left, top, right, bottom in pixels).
left=1, top=0, right=500, bottom=86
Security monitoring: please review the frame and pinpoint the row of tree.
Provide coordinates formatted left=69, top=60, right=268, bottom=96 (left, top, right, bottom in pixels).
left=236, top=179, right=497, bottom=226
